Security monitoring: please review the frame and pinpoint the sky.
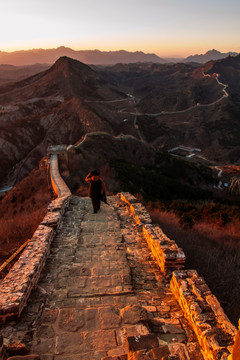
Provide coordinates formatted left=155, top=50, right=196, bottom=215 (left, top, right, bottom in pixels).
left=0, top=0, right=239, bottom=57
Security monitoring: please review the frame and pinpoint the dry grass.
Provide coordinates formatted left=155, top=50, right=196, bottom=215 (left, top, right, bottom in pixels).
left=0, top=165, right=53, bottom=265
left=148, top=207, right=240, bottom=326
left=0, top=209, right=47, bottom=258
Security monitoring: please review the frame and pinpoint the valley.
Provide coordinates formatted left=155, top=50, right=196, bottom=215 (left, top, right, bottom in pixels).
left=0, top=54, right=240, bottom=189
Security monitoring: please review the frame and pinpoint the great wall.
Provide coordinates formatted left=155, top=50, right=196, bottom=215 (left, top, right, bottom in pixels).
left=0, top=145, right=240, bottom=360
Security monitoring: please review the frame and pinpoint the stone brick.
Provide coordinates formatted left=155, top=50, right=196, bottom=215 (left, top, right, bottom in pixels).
left=58, top=308, right=85, bottom=332
left=99, top=307, right=121, bottom=329
left=107, top=346, right=128, bottom=357
left=36, top=324, right=55, bottom=338
left=127, top=334, right=159, bottom=352
left=31, top=338, right=55, bottom=354
left=162, top=324, right=185, bottom=334
left=7, top=342, right=30, bottom=356
left=120, top=305, right=149, bottom=324
left=169, top=343, right=193, bottom=359
left=117, top=325, right=150, bottom=347
left=55, top=332, right=84, bottom=355
left=149, top=346, right=170, bottom=359
left=85, top=330, right=117, bottom=351
left=41, top=309, right=58, bottom=323
left=142, top=306, right=156, bottom=312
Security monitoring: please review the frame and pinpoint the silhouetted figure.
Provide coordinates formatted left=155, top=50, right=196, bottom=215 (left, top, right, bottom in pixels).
left=85, top=170, right=106, bottom=213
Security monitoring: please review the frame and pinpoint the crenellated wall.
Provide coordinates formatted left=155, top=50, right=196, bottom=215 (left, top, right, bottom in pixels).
left=120, top=192, right=186, bottom=277
left=0, top=147, right=239, bottom=359
left=0, top=146, right=71, bottom=325
left=119, top=191, right=237, bottom=360
left=48, top=145, right=71, bottom=198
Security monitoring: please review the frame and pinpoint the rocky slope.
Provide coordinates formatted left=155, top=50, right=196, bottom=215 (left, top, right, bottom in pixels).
left=0, top=57, right=128, bottom=185
left=1, top=55, right=240, bottom=186
left=99, top=56, right=240, bottom=164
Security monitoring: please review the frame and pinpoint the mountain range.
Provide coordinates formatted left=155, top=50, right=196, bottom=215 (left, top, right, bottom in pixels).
left=0, top=47, right=238, bottom=66
left=0, top=63, right=50, bottom=85
left=0, top=54, right=240, bottom=186
left=185, top=49, right=238, bottom=63
left=0, top=47, right=164, bottom=66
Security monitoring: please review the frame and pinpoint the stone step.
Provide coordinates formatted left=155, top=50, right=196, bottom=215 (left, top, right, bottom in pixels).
left=1, top=195, right=204, bottom=360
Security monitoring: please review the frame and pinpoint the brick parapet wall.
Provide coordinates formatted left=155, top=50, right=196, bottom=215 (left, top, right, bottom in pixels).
left=119, top=192, right=237, bottom=359
left=120, top=192, right=152, bottom=225
left=142, top=224, right=186, bottom=276
left=171, top=270, right=237, bottom=359
left=0, top=150, right=71, bottom=325
left=119, top=192, right=185, bottom=276
left=49, top=153, right=71, bottom=198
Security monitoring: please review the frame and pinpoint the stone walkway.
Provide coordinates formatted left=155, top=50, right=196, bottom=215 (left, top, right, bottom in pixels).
left=4, top=195, right=204, bottom=359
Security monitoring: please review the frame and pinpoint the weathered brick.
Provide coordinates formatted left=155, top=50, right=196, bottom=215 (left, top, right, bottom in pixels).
left=127, top=334, right=159, bottom=352
left=120, top=305, right=149, bottom=324
left=85, top=330, right=117, bottom=351
left=99, top=307, right=121, bottom=329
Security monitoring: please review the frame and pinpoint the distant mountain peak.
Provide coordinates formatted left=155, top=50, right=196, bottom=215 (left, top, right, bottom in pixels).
left=50, top=56, right=97, bottom=76
left=185, top=49, right=238, bottom=63
left=206, top=49, right=221, bottom=55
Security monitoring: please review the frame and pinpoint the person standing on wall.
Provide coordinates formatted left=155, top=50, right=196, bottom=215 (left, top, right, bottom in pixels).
left=85, top=170, right=106, bottom=213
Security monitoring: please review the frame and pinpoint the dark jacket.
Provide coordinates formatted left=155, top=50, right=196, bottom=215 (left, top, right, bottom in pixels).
left=85, top=173, right=106, bottom=199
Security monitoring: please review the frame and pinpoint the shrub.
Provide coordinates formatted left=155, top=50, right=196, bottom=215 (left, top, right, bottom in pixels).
left=0, top=165, right=53, bottom=267
left=147, top=206, right=240, bottom=326
left=179, top=213, right=195, bottom=229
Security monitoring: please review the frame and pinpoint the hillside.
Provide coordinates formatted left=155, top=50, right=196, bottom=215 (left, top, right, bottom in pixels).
left=0, top=165, right=52, bottom=267
left=98, top=55, right=240, bottom=164
left=0, top=64, right=50, bottom=85
left=0, top=57, right=129, bottom=185
left=1, top=55, right=240, bottom=188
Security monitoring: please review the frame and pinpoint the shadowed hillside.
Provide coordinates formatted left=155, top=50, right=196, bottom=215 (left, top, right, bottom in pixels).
left=98, top=55, right=240, bottom=164
left=1, top=55, right=240, bottom=189
left=0, top=164, right=53, bottom=267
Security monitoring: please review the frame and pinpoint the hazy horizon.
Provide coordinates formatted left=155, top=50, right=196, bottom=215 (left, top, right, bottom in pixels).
left=0, top=45, right=239, bottom=60
left=1, top=0, right=239, bottom=58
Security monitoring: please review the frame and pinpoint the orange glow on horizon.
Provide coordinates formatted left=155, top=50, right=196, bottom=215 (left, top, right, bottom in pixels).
left=1, top=41, right=239, bottom=59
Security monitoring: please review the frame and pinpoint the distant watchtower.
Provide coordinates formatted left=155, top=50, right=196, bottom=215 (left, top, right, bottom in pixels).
left=47, top=145, right=68, bottom=162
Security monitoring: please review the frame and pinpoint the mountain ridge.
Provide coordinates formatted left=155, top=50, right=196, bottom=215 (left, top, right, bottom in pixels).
left=0, top=47, right=164, bottom=66
left=0, top=46, right=239, bottom=66
left=1, top=55, right=240, bottom=187
left=0, top=56, right=128, bottom=185
left=185, top=49, right=238, bottom=63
